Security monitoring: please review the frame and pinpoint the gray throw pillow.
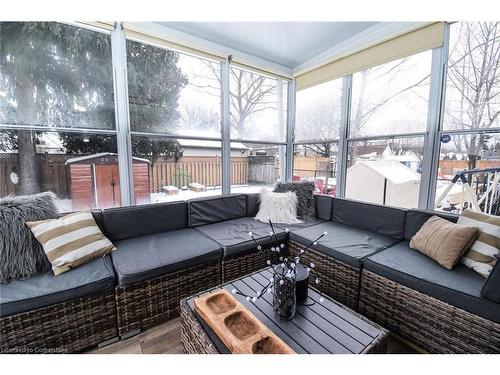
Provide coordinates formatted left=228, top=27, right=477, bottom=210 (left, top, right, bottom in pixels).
left=273, top=181, right=316, bottom=219
left=0, top=192, right=58, bottom=284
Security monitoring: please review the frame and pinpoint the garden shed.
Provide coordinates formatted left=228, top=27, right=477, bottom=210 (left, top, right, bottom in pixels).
left=345, top=159, right=421, bottom=208
left=66, top=152, right=151, bottom=210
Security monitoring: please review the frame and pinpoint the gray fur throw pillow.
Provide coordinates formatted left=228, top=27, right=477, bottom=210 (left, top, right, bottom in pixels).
left=273, top=181, right=316, bottom=219
left=0, top=192, right=58, bottom=284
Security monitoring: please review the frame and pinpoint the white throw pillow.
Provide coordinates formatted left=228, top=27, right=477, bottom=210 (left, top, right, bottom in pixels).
left=255, top=191, right=302, bottom=224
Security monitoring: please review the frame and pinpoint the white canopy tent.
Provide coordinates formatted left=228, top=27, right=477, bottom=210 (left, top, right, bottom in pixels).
left=345, top=159, right=421, bottom=208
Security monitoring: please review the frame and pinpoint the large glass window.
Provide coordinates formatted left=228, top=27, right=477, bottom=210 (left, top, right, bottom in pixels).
left=0, top=22, right=118, bottom=212
left=295, top=79, right=343, bottom=142
left=131, top=134, right=222, bottom=203
left=433, top=22, right=500, bottom=216
left=435, top=132, right=500, bottom=215
left=349, top=51, right=432, bottom=138
left=345, top=137, right=424, bottom=208
left=0, top=129, right=120, bottom=211
left=345, top=50, right=432, bottom=209
left=293, top=142, right=338, bottom=196
left=127, top=40, right=221, bottom=138
left=229, top=67, right=287, bottom=142
left=229, top=142, right=285, bottom=194
left=444, top=22, right=500, bottom=131
left=0, top=22, right=115, bottom=130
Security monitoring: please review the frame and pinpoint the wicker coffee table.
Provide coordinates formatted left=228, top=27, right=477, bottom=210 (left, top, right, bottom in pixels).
left=180, top=268, right=388, bottom=354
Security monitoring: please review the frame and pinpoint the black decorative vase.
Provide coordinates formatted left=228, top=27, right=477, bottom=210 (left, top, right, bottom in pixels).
left=273, top=271, right=296, bottom=321
left=295, top=264, right=310, bottom=303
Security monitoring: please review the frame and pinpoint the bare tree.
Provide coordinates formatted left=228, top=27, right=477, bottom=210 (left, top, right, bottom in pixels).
left=179, top=103, right=219, bottom=134
left=191, top=62, right=279, bottom=138
left=348, top=57, right=431, bottom=166
left=300, top=104, right=340, bottom=157
left=445, top=22, right=500, bottom=171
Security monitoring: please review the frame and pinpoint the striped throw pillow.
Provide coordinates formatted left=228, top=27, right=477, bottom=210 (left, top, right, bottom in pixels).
left=457, top=210, right=500, bottom=278
left=26, top=212, right=116, bottom=276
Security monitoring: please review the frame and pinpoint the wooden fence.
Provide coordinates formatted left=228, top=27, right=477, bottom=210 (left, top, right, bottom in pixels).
left=151, top=156, right=249, bottom=191
left=1, top=153, right=282, bottom=197
left=0, top=153, right=72, bottom=198
left=293, top=156, right=333, bottom=179
left=438, top=160, right=500, bottom=176
left=248, top=155, right=279, bottom=184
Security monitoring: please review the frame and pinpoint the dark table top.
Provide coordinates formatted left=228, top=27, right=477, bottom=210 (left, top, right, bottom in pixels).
left=185, top=268, right=388, bottom=354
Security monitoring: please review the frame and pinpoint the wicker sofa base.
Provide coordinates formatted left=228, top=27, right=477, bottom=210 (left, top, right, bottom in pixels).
left=222, top=247, right=280, bottom=283
left=115, top=261, right=222, bottom=337
left=359, top=270, right=500, bottom=353
left=289, top=240, right=360, bottom=310
left=180, top=298, right=219, bottom=354
left=0, top=291, right=117, bottom=354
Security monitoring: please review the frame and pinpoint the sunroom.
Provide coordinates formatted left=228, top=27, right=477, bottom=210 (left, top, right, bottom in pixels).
left=0, top=12, right=499, bottom=359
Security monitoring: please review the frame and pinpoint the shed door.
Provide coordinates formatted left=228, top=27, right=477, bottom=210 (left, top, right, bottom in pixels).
left=95, top=165, right=121, bottom=209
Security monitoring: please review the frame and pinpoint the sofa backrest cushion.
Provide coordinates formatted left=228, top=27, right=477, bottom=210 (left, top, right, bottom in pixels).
left=246, top=193, right=260, bottom=217
left=315, top=194, right=334, bottom=221
left=91, top=210, right=104, bottom=231
left=102, top=201, right=188, bottom=242
left=189, top=194, right=247, bottom=227
left=481, top=254, right=500, bottom=303
left=404, top=209, right=458, bottom=241
left=331, top=197, right=406, bottom=240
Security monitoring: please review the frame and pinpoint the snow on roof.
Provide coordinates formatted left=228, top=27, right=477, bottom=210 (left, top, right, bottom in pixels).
left=349, top=159, right=420, bottom=184
left=381, top=146, right=420, bottom=162
left=177, top=139, right=247, bottom=150
left=65, top=152, right=150, bottom=165
left=358, top=152, right=378, bottom=160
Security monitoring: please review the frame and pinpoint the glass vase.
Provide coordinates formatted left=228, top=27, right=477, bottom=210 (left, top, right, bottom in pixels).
left=273, top=271, right=296, bottom=320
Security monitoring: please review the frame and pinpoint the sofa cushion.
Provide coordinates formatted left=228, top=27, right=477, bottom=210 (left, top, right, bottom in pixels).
left=91, top=210, right=104, bottom=231
left=331, top=198, right=406, bottom=240
left=273, top=181, right=316, bottom=218
left=315, top=194, right=334, bottom=221
left=111, top=228, right=222, bottom=286
left=246, top=193, right=260, bottom=217
left=458, top=210, right=500, bottom=278
left=0, top=255, right=115, bottom=318
left=195, top=217, right=286, bottom=257
left=275, top=218, right=326, bottom=231
left=276, top=219, right=326, bottom=231
left=404, top=209, right=458, bottom=241
left=365, top=242, right=500, bottom=323
left=255, top=191, right=302, bottom=225
left=481, top=255, right=500, bottom=303
left=289, top=221, right=400, bottom=268
left=102, top=201, right=188, bottom=241
left=27, top=211, right=116, bottom=276
left=409, top=215, right=478, bottom=270
left=189, top=194, right=247, bottom=227
left=0, top=192, right=58, bottom=284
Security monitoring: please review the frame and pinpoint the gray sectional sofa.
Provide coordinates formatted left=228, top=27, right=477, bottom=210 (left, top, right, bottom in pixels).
left=1, top=193, right=499, bottom=353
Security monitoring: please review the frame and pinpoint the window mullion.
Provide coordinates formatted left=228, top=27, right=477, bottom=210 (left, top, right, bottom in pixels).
left=337, top=75, right=352, bottom=198
left=111, top=22, right=134, bottom=207
left=221, top=58, right=231, bottom=194
left=285, top=79, right=296, bottom=182
left=419, top=24, right=450, bottom=210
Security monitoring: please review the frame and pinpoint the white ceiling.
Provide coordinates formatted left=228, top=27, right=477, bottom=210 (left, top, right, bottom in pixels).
left=158, top=22, right=378, bottom=69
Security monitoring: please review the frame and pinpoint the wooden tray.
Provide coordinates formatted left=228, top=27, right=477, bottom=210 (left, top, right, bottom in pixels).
left=194, top=289, right=295, bottom=354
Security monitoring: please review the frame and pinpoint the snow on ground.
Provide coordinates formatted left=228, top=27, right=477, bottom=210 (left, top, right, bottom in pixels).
left=53, top=183, right=275, bottom=212
left=150, top=183, right=274, bottom=203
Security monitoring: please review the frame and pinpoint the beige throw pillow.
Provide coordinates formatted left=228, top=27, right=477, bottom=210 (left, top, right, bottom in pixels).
left=457, top=210, right=500, bottom=278
left=410, top=215, right=478, bottom=270
left=26, top=212, right=116, bottom=276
